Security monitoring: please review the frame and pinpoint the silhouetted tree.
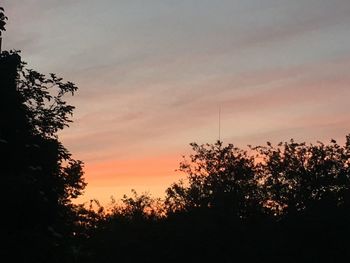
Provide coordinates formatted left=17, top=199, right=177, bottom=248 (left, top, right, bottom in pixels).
left=165, top=141, right=258, bottom=218
left=0, top=7, right=7, bottom=32
left=253, top=138, right=350, bottom=218
left=251, top=138, right=350, bottom=261
left=0, top=7, right=7, bottom=53
left=0, top=8, right=86, bottom=261
left=161, top=138, right=350, bottom=261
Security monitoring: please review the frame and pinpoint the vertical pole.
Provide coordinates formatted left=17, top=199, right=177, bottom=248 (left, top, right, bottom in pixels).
left=219, top=105, right=221, bottom=142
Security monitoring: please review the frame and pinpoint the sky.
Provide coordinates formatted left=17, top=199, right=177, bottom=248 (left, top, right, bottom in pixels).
left=3, top=0, right=350, bottom=205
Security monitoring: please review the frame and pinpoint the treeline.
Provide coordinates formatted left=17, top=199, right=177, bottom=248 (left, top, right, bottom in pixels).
left=1, top=8, right=350, bottom=262
left=78, top=139, right=350, bottom=262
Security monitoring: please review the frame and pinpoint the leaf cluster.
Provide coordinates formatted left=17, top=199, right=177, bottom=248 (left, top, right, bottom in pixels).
left=17, top=62, right=78, bottom=138
left=0, top=7, right=7, bottom=32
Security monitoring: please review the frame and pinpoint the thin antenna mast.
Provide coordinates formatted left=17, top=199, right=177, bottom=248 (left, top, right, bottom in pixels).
left=218, top=105, right=221, bottom=142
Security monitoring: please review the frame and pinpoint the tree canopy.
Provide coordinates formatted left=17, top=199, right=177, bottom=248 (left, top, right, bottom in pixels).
left=166, top=138, right=350, bottom=219
left=1, top=10, right=86, bottom=259
left=0, top=7, right=7, bottom=32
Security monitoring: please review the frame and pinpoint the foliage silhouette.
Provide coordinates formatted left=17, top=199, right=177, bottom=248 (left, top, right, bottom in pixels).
left=79, top=138, right=350, bottom=263
left=0, top=9, right=86, bottom=261
left=252, top=138, right=350, bottom=218
left=0, top=51, right=86, bottom=262
left=112, top=189, right=165, bottom=220
left=165, top=141, right=259, bottom=219
left=0, top=7, right=7, bottom=32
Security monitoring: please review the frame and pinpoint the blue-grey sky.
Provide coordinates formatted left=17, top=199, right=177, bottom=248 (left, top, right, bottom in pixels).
left=3, top=0, right=350, bottom=203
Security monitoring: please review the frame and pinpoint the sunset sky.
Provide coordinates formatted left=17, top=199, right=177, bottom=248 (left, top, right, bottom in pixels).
left=3, top=0, right=350, bottom=204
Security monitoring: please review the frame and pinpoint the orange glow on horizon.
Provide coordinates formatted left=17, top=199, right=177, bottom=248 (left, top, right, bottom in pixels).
left=76, top=155, right=184, bottom=205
